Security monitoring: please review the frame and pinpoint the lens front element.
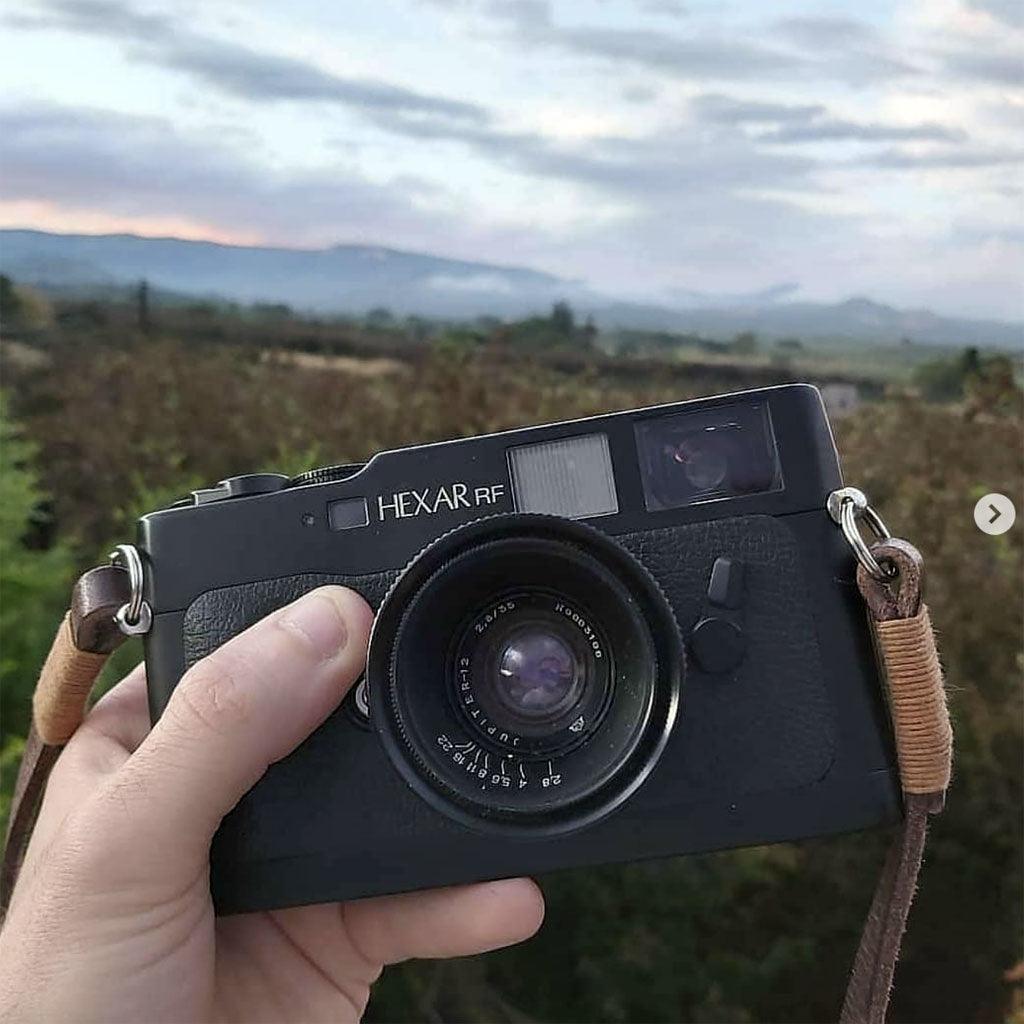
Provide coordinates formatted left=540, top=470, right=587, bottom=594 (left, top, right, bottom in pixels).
left=454, top=592, right=613, bottom=755
left=497, top=628, right=580, bottom=718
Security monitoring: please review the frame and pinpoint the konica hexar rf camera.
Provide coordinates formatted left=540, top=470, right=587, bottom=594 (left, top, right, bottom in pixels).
left=140, top=384, right=901, bottom=914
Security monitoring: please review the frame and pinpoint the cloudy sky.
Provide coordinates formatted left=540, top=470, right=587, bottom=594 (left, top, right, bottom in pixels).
left=1, top=0, right=1022, bottom=319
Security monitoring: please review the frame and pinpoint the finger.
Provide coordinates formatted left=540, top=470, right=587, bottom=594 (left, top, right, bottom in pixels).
left=31, top=666, right=151, bottom=851
left=51, top=664, right=150, bottom=785
left=100, top=586, right=372, bottom=857
left=83, top=663, right=152, bottom=751
left=343, top=878, right=545, bottom=964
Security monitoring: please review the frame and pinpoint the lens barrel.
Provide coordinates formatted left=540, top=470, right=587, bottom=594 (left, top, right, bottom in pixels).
left=367, top=514, right=682, bottom=834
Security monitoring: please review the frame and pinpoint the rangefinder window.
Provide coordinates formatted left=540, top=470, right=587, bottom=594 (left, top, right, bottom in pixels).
left=635, top=402, right=782, bottom=511
left=509, top=433, right=618, bottom=519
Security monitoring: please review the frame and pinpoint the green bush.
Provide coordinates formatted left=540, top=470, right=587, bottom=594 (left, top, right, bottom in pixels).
left=0, top=392, right=75, bottom=831
left=0, top=393, right=74, bottom=739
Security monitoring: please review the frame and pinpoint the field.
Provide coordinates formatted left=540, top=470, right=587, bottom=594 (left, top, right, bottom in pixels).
left=1, top=292, right=1022, bottom=1023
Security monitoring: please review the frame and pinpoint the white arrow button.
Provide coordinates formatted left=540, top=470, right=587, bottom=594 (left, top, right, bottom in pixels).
left=974, top=493, right=1016, bottom=536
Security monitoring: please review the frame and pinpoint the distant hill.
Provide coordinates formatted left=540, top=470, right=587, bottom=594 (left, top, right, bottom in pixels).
left=601, top=295, right=1023, bottom=350
left=1, top=229, right=1020, bottom=349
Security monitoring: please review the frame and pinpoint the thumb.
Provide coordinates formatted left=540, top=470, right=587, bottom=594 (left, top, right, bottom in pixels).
left=105, top=586, right=372, bottom=859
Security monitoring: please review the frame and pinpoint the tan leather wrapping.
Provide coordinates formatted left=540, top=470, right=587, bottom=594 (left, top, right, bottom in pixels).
left=4, top=567, right=129, bottom=920
left=32, top=614, right=110, bottom=746
left=875, top=605, right=952, bottom=796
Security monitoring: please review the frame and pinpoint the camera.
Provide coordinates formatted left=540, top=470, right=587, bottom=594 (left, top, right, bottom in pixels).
left=140, top=384, right=900, bottom=914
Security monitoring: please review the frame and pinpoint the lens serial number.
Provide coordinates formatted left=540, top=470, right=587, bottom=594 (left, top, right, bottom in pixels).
left=553, top=601, right=604, bottom=659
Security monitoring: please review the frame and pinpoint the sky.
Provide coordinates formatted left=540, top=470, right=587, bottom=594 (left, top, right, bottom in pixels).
left=1, top=0, right=1022, bottom=320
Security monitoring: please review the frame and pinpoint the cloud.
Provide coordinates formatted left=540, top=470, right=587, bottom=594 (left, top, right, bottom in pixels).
left=772, top=14, right=921, bottom=81
left=943, top=48, right=1024, bottom=87
left=965, top=0, right=1024, bottom=29
left=621, top=83, right=658, bottom=104
left=637, top=0, right=688, bottom=18
left=486, top=0, right=808, bottom=80
left=13, top=0, right=485, bottom=122
left=690, top=92, right=964, bottom=145
left=757, top=119, right=964, bottom=144
left=863, top=146, right=1024, bottom=169
left=481, top=2, right=921, bottom=86
left=0, top=104, right=454, bottom=247
left=368, top=106, right=817, bottom=201
left=691, top=94, right=826, bottom=125
left=774, top=16, right=882, bottom=49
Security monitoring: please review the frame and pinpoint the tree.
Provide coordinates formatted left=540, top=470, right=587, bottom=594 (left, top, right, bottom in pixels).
left=731, top=330, right=758, bottom=355
left=0, top=393, right=74, bottom=833
left=137, top=279, right=151, bottom=334
left=403, top=315, right=432, bottom=344
left=551, top=300, right=575, bottom=337
left=0, top=276, right=54, bottom=331
left=581, top=315, right=598, bottom=348
left=365, top=307, right=395, bottom=331
left=0, top=275, right=20, bottom=323
left=914, top=345, right=990, bottom=401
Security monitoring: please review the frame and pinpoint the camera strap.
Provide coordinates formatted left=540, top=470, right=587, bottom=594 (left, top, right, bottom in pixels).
left=832, top=493, right=953, bottom=1024
left=1, top=501, right=953, bottom=1024
left=1, top=562, right=131, bottom=920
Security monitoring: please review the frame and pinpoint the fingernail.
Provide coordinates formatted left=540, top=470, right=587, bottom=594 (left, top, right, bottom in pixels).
left=279, top=589, right=349, bottom=660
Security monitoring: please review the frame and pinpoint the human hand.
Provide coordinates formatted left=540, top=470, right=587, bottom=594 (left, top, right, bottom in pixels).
left=0, top=586, right=544, bottom=1023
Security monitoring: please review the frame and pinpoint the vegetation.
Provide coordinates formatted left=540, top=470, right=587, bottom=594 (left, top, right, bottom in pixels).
left=0, top=294, right=1021, bottom=1022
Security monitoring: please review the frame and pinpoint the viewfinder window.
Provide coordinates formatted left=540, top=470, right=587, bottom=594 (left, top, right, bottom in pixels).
left=635, top=402, right=782, bottom=511
left=509, top=433, right=618, bottom=519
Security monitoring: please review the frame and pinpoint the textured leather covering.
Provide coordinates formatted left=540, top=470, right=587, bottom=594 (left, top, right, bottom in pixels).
left=182, top=516, right=833, bottom=799
left=619, top=518, right=833, bottom=796
left=183, top=569, right=400, bottom=665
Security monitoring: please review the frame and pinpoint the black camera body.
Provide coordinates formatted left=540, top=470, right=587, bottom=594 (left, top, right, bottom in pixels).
left=140, top=384, right=900, bottom=915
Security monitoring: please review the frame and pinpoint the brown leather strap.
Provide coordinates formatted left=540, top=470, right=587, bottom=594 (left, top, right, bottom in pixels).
left=1, top=565, right=130, bottom=921
left=33, top=615, right=111, bottom=746
left=840, top=540, right=952, bottom=1024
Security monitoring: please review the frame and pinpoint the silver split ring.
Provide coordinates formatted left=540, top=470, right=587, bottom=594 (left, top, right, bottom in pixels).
left=109, top=543, right=153, bottom=635
left=827, top=487, right=895, bottom=581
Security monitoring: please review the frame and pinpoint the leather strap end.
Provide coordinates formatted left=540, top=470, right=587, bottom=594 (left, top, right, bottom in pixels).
left=875, top=606, right=952, bottom=796
left=32, top=614, right=110, bottom=746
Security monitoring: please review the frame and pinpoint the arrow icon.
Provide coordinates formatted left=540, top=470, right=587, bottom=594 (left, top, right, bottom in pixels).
left=975, top=493, right=1016, bottom=536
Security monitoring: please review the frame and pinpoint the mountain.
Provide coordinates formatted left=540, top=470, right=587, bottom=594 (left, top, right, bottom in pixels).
left=645, top=295, right=1024, bottom=350
left=1, top=229, right=1020, bottom=349
left=0, top=229, right=582, bottom=321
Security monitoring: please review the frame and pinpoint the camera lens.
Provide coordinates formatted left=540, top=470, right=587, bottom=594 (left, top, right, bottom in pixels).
left=453, top=592, right=612, bottom=753
left=496, top=627, right=581, bottom=719
left=367, top=515, right=682, bottom=835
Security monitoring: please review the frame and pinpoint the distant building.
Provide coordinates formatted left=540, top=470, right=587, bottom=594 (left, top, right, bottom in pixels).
left=820, top=383, right=861, bottom=417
